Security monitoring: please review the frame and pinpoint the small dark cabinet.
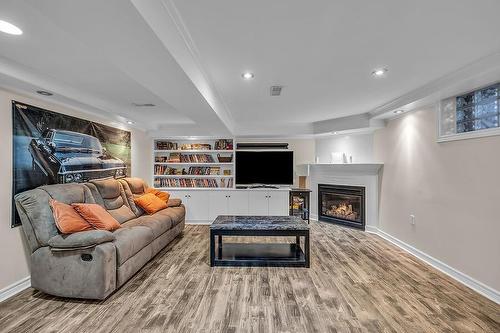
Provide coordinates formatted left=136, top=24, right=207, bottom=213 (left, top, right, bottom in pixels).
left=289, top=189, right=311, bottom=223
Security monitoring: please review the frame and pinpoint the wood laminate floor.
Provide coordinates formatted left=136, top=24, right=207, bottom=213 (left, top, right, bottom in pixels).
left=0, top=222, right=498, bottom=333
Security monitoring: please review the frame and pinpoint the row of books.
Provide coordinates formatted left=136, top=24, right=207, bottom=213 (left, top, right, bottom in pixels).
left=178, top=143, right=211, bottom=150
left=188, top=166, right=221, bottom=175
left=154, top=178, right=219, bottom=188
left=155, top=140, right=234, bottom=151
left=156, top=154, right=216, bottom=163
left=155, top=141, right=178, bottom=150
left=154, top=166, right=225, bottom=175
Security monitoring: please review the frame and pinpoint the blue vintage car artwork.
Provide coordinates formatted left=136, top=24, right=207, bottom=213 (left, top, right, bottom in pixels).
left=29, top=129, right=127, bottom=184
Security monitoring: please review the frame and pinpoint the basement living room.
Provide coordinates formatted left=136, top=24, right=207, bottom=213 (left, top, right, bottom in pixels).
left=0, top=1, right=499, bottom=332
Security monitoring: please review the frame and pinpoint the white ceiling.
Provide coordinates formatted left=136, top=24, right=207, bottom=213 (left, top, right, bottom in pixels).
left=1, top=0, right=500, bottom=137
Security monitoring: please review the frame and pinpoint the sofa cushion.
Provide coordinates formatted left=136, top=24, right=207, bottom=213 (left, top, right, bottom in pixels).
left=123, top=210, right=173, bottom=238
left=146, top=188, right=170, bottom=202
left=119, top=178, right=148, bottom=217
left=50, top=199, right=94, bottom=234
left=134, top=193, right=168, bottom=215
left=112, top=226, right=153, bottom=265
left=72, top=203, right=121, bottom=231
left=85, top=179, right=136, bottom=224
left=14, top=184, right=96, bottom=249
left=162, top=205, right=186, bottom=227
left=167, top=198, right=182, bottom=207
left=121, top=178, right=148, bottom=196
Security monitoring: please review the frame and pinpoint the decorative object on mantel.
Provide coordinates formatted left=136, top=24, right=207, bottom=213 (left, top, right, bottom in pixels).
left=330, top=152, right=353, bottom=164
left=331, top=152, right=343, bottom=164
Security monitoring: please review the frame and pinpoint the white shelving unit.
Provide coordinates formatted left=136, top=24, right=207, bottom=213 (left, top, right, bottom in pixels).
left=153, top=138, right=235, bottom=190
left=152, top=137, right=291, bottom=224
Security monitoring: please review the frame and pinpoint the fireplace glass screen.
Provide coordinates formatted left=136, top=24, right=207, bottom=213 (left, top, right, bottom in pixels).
left=321, top=193, right=362, bottom=223
left=318, top=184, right=365, bottom=229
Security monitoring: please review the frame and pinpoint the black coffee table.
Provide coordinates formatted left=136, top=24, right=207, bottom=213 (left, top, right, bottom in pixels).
left=210, top=216, right=310, bottom=267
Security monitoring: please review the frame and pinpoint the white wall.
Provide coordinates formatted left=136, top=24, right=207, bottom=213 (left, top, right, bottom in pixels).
left=0, top=88, right=151, bottom=291
left=374, top=107, right=500, bottom=293
left=315, top=133, right=374, bottom=163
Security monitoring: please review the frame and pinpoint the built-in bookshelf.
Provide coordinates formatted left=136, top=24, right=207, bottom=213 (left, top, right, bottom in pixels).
left=153, top=138, right=234, bottom=190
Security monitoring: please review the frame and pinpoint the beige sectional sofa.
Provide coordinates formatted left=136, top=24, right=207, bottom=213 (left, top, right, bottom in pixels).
left=14, top=177, right=185, bottom=300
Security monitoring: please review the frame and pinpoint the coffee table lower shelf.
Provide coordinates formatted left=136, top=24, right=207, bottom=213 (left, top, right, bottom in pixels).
left=213, top=243, right=306, bottom=267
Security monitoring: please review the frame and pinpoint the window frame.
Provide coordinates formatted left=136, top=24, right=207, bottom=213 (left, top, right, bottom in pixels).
left=437, top=82, right=500, bottom=143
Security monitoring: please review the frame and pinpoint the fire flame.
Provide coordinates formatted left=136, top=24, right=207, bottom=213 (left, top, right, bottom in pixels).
left=325, top=202, right=358, bottom=221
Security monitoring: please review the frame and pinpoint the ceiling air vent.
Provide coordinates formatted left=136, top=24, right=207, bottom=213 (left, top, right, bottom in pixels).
left=132, top=103, right=155, bottom=107
left=270, top=85, right=283, bottom=96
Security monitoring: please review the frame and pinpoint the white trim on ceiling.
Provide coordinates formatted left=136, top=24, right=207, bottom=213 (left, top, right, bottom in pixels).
left=0, top=57, right=146, bottom=131
left=132, top=0, right=235, bottom=134
left=369, top=51, right=500, bottom=119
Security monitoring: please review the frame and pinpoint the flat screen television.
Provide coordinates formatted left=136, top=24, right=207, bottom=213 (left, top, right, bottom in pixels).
left=235, top=150, right=293, bottom=186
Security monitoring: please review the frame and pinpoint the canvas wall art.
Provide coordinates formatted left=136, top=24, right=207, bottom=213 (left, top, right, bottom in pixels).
left=11, top=101, right=131, bottom=227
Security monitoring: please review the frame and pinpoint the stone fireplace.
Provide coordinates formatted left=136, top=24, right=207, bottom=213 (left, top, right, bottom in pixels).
left=318, top=184, right=366, bottom=230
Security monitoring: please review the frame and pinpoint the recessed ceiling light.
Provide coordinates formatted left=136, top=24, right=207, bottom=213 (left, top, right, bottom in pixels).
left=394, top=110, right=404, bottom=114
left=242, top=72, right=254, bottom=80
left=126, top=120, right=134, bottom=125
left=36, top=90, right=53, bottom=96
left=0, top=20, right=23, bottom=35
left=371, top=68, right=388, bottom=77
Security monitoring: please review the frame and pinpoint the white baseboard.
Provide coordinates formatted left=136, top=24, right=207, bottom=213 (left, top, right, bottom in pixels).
left=0, top=276, right=31, bottom=303
left=365, top=225, right=379, bottom=234
left=312, top=218, right=499, bottom=304
left=374, top=228, right=500, bottom=304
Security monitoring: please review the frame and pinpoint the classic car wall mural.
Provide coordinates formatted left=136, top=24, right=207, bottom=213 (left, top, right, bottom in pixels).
left=12, top=101, right=131, bottom=227
left=29, top=129, right=127, bottom=184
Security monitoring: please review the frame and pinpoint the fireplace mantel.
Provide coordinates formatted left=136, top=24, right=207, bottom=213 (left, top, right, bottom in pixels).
left=297, top=163, right=383, bottom=176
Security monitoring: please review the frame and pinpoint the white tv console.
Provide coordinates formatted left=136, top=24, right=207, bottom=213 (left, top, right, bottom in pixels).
left=168, top=188, right=290, bottom=224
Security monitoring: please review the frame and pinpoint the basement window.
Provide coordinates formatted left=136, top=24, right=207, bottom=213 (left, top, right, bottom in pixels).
left=438, top=82, right=500, bottom=142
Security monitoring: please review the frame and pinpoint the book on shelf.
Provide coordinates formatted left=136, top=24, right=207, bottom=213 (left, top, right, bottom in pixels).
left=179, top=154, right=215, bottom=163
left=154, top=166, right=227, bottom=176
left=167, top=153, right=181, bottom=163
left=154, top=165, right=187, bottom=175
left=154, top=177, right=220, bottom=188
left=156, top=154, right=217, bottom=163
left=155, top=141, right=178, bottom=150
left=214, top=139, right=233, bottom=150
left=179, top=143, right=211, bottom=150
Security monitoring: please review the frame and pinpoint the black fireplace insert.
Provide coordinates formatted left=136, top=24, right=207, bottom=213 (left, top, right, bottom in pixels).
left=318, top=184, right=365, bottom=230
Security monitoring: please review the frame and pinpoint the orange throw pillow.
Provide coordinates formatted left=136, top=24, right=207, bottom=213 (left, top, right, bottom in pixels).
left=50, top=199, right=94, bottom=234
left=134, top=193, right=168, bottom=215
left=72, top=203, right=121, bottom=231
left=146, top=188, right=170, bottom=202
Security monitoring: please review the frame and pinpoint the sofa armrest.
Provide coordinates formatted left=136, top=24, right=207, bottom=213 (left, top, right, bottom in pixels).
left=167, top=198, right=182, bottom=207
left=48, top=230, right=115, bottom=251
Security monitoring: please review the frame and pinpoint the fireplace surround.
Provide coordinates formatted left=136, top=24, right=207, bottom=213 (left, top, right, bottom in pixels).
left=318, top=184, right=366, bottom=230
